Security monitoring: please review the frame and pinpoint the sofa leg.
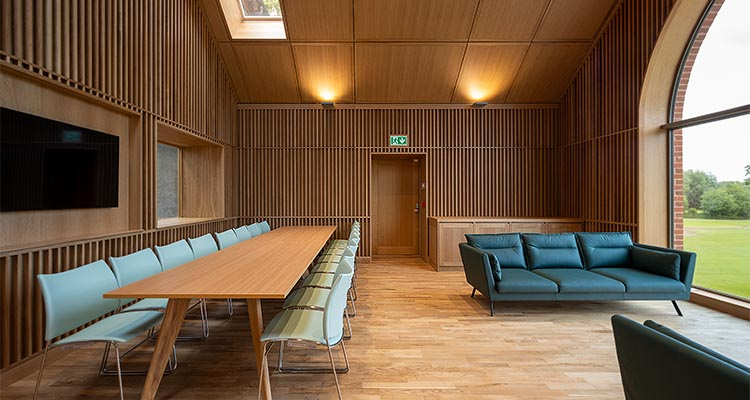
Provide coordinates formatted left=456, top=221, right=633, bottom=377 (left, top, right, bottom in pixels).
left=489, top=300, right=494, bottom=317
left=671, top=300, right=683, bottom=317
left=471, top=288, right=476, bottom=298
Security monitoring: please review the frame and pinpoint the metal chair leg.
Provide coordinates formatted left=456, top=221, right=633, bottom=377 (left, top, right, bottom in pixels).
left=327, top=344, right=343, bottom=400
left=227, top=298, right=234, bottom=316
left=33, top=342, right=50, bottom=400
left=347, top=289, right=356, bottom=317
left=471, top=288, right=476, bottom=298
left=343, top=311, right=352, bottom=340
left=671, top=300, right=683, bottom=317
left=113, top=343, right=125, bottom=400
left=489, top=300, right=495, bottom=316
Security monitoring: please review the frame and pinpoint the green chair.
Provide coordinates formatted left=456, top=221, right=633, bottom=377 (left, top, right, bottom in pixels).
left=35, top=260, right=169, bottom=400
left=248, top=223, right=263, bottom=237
left=187, top=233, right=233, bottom=316
left=234, top=226, right=252, bottom=241
left=611, top=315, right=750, bottom=400
left=215, top=229, right=239, bottom=249
left=154, top=240, right=210, bottom=339
left=259, top=269, right=354, bottom=399
left=259, top=220, right=271, bottom=233
left=187, top=233, right=219, bottom=259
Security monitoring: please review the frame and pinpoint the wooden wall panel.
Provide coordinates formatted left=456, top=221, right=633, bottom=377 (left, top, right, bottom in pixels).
left=558, top=0, right=676, bottom=240
left=0, top=0, right=238, bottom=371
left=239, top=107, right=561, bottom=257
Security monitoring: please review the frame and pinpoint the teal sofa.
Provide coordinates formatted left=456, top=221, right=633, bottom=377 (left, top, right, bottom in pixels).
left=612, top=315, right=750, bottom=400
left=459, top=232, right=696, bottom=316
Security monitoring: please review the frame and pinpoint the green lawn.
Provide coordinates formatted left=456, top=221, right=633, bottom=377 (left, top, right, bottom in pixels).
left=683, top=218, right=750, bottom=299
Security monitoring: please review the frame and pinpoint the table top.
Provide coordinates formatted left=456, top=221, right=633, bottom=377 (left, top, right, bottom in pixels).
left=104, top=225, right=336, bottom=300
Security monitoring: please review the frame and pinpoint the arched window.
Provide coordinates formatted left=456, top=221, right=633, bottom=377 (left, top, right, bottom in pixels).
left=669, top=0, right=749, bottom=301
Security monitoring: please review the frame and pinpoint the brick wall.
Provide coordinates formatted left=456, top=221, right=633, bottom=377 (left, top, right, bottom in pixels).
left=671, top=0, right=724, bottom=249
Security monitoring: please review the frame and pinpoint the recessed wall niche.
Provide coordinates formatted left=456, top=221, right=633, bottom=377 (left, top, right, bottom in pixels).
left=156, top=122, right=225, bottom=227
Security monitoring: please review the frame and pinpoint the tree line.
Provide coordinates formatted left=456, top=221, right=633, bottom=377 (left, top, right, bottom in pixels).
left=683, top=165, right=750, bottom=219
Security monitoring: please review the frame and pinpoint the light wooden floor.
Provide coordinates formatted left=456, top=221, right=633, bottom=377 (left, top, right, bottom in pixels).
left=4, top=257, right=749, bottom=399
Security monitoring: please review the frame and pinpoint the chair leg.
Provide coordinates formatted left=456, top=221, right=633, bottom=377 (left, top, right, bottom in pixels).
left=339, top=339, right=350, bottom=372
left=326, top=345, right=343, bottom=400
left=227, top=299, right=234, bottom=316
left=343, top=311, right=352, bottom=340
left=33, top=343, right=50, bottom=400
left=347, top=289, right=356, bottom=317
left=201, top=299, right=210, bottom=338
left=489, top=300, right=495, bottom=317
left=113, top=343, right=125, bottom=400
left=671, top=300, right=683, bottom=317
left=471, top=288, right=476, bottom=298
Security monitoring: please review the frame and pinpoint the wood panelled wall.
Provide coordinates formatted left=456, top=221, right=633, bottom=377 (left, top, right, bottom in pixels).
left=558, top=0, right=677, bottom=240
left=239, top=108, right=560, bottom=256
left=0, top=0, right=238, bottom=370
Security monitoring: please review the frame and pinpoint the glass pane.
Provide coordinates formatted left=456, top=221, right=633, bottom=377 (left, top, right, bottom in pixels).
left=679, top=115, right=750, bottom=300
left=239, top=0, right=282, bottom=17
left=157, top=143, right=179, bottom=219
left=681, top=0, right=750, bottom=119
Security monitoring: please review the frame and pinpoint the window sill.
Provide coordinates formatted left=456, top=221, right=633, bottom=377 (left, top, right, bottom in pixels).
left=690, top=288, right=750, bottom=320
left=157, top=217, right=223, bottom=228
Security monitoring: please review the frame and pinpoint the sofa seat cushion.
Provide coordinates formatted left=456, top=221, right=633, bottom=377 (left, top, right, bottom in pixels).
left=591, top=268, right=686, bottom=293
left=465, top=233, right=527, bottom=269
left=533, top=269, right=626, bottom=293
left=576, top=232, right=633, bottom=269
left=522, top=233, right=584, bottom=270
left=494, top=269, right=558, bottom=293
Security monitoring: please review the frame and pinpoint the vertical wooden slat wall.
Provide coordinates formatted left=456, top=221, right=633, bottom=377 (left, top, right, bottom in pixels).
left=558, top=0, right=676, bottom=240
left=0, top=0, right=238, bottom=370
left=238, top=107, right=561, bottom=257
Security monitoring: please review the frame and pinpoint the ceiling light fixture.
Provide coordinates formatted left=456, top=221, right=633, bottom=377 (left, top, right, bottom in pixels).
left=321, top=102, right=335, bottom=109
left=472, top=102, right=488, bottom=108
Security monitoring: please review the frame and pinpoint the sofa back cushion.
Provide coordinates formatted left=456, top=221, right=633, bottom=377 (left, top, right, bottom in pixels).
left=465, top=233, right=527, bottom=269
left=522, top=233, right=584, bottom=270
left=631, top=246, right=681, bottom=280
left=576, top=232, right=633, bottom=269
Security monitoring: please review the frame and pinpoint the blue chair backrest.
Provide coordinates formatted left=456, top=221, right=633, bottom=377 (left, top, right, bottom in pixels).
left=155, top=239, right=195, bottom=271
left=109, top=248, right=163, bottom=303
left=234, top=226, right=252, bottom=241
left=248, top=223, right=262, bottom=237
left=187, top=233, right=219, bottom=259
left=37, top=260, right=121, bottom=341
left=323, top=260, right=354, bottom=345
left=342, top=246, right=356, bottom=265
left=259, top=221, right=271, bottom=233
left=215, top=229, right=239, bottom=249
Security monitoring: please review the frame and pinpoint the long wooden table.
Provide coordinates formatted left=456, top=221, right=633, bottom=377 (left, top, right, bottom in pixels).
left=104, top=225, right=336, bottom=400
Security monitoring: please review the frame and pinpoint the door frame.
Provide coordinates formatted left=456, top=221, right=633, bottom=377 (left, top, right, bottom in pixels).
left=370, top=152, right=429, bottom=261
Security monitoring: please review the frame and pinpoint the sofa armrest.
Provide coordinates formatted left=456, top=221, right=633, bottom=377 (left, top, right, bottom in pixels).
left=459, top=243, right=495, bottom=297
left=633, top=243, right=696, bottom=289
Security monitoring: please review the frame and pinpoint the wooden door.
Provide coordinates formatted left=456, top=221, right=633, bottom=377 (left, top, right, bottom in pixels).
left=372, top=157, right=420, bottom=255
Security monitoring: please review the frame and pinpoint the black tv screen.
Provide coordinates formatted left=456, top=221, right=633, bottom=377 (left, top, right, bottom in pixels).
left=1, top=107, right=119, bottom=212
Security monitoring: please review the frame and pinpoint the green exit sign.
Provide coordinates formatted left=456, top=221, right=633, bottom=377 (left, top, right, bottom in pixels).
left=389, top=134, right=408, bottom=147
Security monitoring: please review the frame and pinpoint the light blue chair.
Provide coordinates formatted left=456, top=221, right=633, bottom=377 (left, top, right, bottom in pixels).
left=187, top=233, right=219, bottom=259
left=108, top=249, right=167, bottom=312
left=234, top=226, right=252, bottom=241
left=215, top=229, right=239, bottom=250
left=187, top=233, right=232, bottom=316
left=259, top=221, right=271, bottom=233
left=260, top=268, right=354, bottom=399
left=154, top=240, right=210, bottom=339
left=248, top=223, right=263, bottom=237
left=35, top=260, right=168, bottom=400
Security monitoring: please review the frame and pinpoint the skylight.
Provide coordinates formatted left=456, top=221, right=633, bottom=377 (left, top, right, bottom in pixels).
left=239, top=0, right=282, bottom=19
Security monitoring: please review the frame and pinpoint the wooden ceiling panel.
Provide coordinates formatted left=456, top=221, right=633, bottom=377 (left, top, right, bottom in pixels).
left=292, top=44, right=354, bottom=103
left=283, top=0, right=353, bottom=41
left=453, top=44, right=529, bottom=103
left=354, top=0, right=479, bottom=41
left=470, top=0, right=549, bottom=41
left=506, top=43, right=590, bottom=103
left=355, top=44, right=465, bottom=103
left=232, top=44, right=300, bottom=103
left=536, top=0, right=618, bottom=40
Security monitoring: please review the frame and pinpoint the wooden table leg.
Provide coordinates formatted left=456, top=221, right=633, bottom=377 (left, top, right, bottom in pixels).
left=140, top=298, right=190, bottom=400
left=247, top=299, right=272, bottom=400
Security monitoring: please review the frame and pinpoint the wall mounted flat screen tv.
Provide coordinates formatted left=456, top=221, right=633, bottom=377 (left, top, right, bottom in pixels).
left=1, top=107, right=119, bottom=212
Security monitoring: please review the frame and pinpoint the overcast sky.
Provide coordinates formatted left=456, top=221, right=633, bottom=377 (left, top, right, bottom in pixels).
left=682, top=0, right=750, bottom=182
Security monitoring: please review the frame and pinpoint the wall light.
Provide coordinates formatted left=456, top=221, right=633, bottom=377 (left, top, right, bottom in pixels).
left=321, top=102, right=335, bottom=109
left=472, top=102, right=488, bottom=108
left=319, top=89, right=335, bottom=102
